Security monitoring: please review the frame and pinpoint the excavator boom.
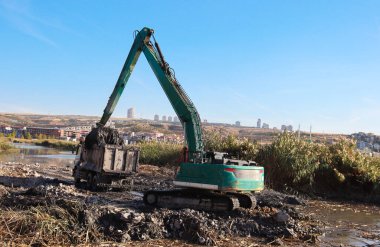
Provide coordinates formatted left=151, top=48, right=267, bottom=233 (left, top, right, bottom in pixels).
left=98, top=27, right=203, bottom=161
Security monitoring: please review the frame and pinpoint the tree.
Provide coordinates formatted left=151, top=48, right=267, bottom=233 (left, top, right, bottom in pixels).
left=25, top=132, right=32, bottom=139
left=7, top=131, right=16, bottom=138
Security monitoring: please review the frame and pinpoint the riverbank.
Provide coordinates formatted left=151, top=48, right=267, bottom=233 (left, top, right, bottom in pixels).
left=0, top=140, right=18, bottom=155
left=6, top=138, right=77, bottom=151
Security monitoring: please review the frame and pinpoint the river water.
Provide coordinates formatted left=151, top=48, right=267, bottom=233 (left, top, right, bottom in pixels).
left=0, top=143, right=76, bottom=166
left=310, top=200, right=380, bottom=246
left=1, top=143, right=379, bottom=246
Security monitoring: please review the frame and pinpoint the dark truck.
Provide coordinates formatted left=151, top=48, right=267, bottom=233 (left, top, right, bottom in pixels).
left=73, top=142, right=139, bottom=190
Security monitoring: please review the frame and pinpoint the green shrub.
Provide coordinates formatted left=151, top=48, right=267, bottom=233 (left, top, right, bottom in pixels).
left=203, top=130, right=258, bottom=160
left=255, top=132, right=321, bottom=190
left=34, top=140, right=77, bottom=151
left=0, top=141, right=13, bottom=152
left=0, top=140, right=18, bottom=154
left=137, top=141, right=182, bottom=166
left=255, top=133, right=380, bottom=195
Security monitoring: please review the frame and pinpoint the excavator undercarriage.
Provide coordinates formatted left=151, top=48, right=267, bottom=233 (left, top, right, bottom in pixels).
left=143, top=189, right=257, bottom=211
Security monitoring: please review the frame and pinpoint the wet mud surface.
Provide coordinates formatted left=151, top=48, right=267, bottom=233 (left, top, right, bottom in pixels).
left=0, top=157, right=379, bottom=246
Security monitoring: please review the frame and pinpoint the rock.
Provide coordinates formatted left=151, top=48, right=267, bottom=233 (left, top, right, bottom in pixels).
left=198, top=236, right=206, bottom=244
left=284, top=227, right=297, bottom=238
left=271, top=238, right=284, bottom=245
left=131, top=213, right=144, bottom=224
left=274, top=211, right=291, bottom=223
left=173, top=219, right=182, bottom=230
left=121, top=233, right=131, bottom=242
left=0, top=185, right=9, bottom=197
left=285, top=196, right=304, bottom=205
left=120, top=210, right=132, bottom=221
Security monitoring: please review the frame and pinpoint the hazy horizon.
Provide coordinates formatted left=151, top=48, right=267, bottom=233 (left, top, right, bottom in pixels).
left=0, top=111, right=377, bottom=136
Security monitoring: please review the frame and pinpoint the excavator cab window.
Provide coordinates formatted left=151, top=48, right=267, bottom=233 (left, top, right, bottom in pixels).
left=204, top=152, right=228, bottom=164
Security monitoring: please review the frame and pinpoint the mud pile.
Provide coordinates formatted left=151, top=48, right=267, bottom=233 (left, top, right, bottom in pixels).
left=0, top=162, right=323, bottom=246
left=85, top=126, right=124, bottom=149
left=0, top=183, right=322, bottom=246
left=96, top=206, right=321, bottom=245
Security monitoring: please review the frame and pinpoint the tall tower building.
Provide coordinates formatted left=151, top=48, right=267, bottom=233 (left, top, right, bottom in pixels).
left=162, top=115, right=167, bottom=121
left=168, top=116, right=173, bottom=122
left=154, top=114, right=159, bottom=121
left=127, top=108, right=135, bottom=118
left=235, top=121, right=241, bottom=127
left=257, top=118, right=261, bottom=128
left=173, top=116, right=179, bottom=122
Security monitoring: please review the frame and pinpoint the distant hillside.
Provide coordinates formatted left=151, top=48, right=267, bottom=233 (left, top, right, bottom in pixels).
left=0, top=113, right=347, bottom=144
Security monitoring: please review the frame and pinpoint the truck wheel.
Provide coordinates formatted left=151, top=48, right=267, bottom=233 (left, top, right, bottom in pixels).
left=74, top=169, right=81, bottom=188
left=90, top=174, right=99, bottom=191
left=86, top=173, right=93, bottom=190
left=143, top=191, right=157, bottom=206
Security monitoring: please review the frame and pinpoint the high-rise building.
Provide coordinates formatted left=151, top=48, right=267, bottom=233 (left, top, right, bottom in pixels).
left=168, top=116, right=173, bottom=122
left=173, top=116, right=179, bottom=122
left=154, top=114, right=159, bottom=121
left=162, top=115, right=167, bottom=121
left=281, top=124, right=293, bottom=132
left=235, top=121, right=241, bottom=127
left=127, top=108, right=135, bottom=118
left=262, top=123, right=269, bottom=129
left=257, top=118, right=261, bottom=128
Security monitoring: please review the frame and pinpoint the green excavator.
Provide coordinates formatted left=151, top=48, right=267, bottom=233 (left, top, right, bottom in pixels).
left=95, top=27, right=264, bottom=211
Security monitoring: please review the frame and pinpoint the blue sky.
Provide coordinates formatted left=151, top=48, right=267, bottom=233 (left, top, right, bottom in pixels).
left=1, top=0, right=379, bottom=134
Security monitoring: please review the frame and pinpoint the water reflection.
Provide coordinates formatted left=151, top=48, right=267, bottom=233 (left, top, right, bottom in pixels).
left=0, top=143, right=75, bottom=166
left=312, top=202, right=380, bottom=247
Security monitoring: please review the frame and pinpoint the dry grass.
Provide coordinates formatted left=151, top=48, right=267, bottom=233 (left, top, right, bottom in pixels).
left=0, top=139, right=18, bottom=154
left=0, top=204, right=102, bottom=246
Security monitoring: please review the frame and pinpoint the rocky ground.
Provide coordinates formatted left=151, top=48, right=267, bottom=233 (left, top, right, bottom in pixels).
left=0, top=161, right=378, bottom=246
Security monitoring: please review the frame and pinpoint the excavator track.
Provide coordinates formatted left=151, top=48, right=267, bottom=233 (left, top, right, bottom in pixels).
left=143, top=189, right=240, bottom=211
left=227, top=192, right=257, bottom=209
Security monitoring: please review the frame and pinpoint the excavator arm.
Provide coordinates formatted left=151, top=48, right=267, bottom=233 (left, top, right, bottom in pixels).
left=97, top=27, right=203, bottom=162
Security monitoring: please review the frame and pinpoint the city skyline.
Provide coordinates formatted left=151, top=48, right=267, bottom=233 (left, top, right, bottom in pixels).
left=1, top=1, right=379, bottom=135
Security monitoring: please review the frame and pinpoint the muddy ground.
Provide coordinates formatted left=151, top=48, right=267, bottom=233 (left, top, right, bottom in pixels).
left=0, top=161, right=379, bottom=246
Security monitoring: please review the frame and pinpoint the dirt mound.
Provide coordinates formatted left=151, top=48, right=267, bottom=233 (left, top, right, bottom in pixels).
left=88, top=201, right=322, bottom=245
left=0, top=183, right=322, bottom=246
left=256, top=189, right=306, bottom=208
left=85, top=127, right=124, bottom=149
